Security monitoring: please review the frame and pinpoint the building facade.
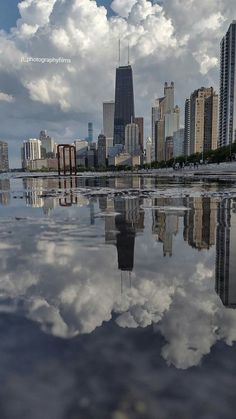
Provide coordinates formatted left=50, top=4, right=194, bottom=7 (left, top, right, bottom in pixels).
left=184, top=99, right=191, bottom=156
left=125, top=121, right=140, bottom=156
left=153, top=82, right=180, bottom=162
left=97, top=134, right=107, bottom=167
left=173, top=128, right=185, bottom=158
left=22, top=139, right=42, bottom=168
left=188, top=87, right=218, bottom=155
left=113, top=65, right=135, bottom=147
left=103, top=101, right=115, bottom=150
left=219, top=21, right=236, bottom=148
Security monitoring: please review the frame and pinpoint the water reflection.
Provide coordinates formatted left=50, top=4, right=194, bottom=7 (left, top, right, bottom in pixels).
left=0, top=178, right=10, bottom=206
left=216, top=199, right=236, bottom=308
left=1, top=175, right=236, bottom=370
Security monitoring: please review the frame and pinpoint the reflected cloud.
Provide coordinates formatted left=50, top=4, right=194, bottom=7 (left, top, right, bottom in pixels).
left=0, top=176, right=236, bottom=370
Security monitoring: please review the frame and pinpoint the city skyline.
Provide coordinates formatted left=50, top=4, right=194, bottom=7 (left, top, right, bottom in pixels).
left=0, top=0, right=235, bottom=167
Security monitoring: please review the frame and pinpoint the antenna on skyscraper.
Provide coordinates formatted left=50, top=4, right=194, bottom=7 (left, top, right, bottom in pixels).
left=128, top=42, right=130, bottom=65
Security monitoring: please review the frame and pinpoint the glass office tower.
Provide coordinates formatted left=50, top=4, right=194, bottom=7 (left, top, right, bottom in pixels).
left=113, top=65, right=135, bottom=147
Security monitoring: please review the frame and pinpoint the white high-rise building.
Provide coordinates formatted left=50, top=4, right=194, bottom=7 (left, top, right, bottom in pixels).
left=103, top=101, right=115, bottom=150
left=219, top=21, right=236, bottom=147
left=125, top=121, right=140, bottom=156
left=22, top=139, right=42, bottom=163
left=145, top=137, right=152, bottom=164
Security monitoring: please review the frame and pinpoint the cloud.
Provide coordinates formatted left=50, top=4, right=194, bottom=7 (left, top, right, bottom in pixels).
left=0, top=0, right=234, bottom=168
left=0, top=92, right=15, bottom=103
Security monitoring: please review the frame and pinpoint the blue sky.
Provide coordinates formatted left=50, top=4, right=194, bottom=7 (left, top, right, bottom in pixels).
left=0, top=0, right=114, bottom=31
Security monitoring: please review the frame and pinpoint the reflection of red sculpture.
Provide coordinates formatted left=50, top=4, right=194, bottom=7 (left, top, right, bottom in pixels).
left=57, top=144, right=77, bottom=175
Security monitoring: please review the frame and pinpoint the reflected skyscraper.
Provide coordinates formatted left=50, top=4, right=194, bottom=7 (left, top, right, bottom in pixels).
left=101, top=196, right=144, bottom=273
left=113, top=65, right=135, bottom=147
left=0, top=179, right=10, bottom=206
left=184, top=197, right=217, bottom=250
left=215, top=199, right=236, bottom=307
left=152, top=198, right=182, bottom=257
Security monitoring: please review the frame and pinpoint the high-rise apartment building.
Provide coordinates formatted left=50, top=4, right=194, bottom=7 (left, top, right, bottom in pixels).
left=113, top=65, right=135, bottom=147
left=188, top=87, right=218, bottom=155
left=103, top=101, right=115, bottom=150
left=0, top=141, right=9, bottom=172
left=184, top=99, right=190, bottom=156
left=22, top=139, right=42, bottom=167
left=125, top=120, right=140, bottom=156
left=145, top=137, right=152, bottom=164
left=154, top=82, right=180, bottom=162
left=134, top=117, right=144, bottom=151
left=219, top=21, right=236, bottom=147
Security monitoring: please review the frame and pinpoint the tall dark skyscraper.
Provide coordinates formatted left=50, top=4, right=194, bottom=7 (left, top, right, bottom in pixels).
left=219, top=21, right=236, bottom=147
left=113, top=65, right=135, bottom=146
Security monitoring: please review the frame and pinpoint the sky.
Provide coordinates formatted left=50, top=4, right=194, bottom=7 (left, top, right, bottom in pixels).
left=0, top=0, right=235, bottom=168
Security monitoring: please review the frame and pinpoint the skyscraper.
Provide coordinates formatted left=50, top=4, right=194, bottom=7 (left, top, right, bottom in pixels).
left=39, top=130, right=55, bottom=156
left=125, top=119, right=140, bottom=156
left=97, top=133, right=107, bottom=167
left=153, top=82, right=180, bottom=162
left=113, top=65, right=135, bottom=147
left=0, top=141, right=9, bottom=172
left=188, top=87, right=218, bottom=155
left=134, top=117, right=144, bottom=151
left=184, top=99, right=190, bottom=156
left=88, top=122, right=93, bottom=143
left=22, top=139, right=42, bottom=164
left=103, top=101, right=115, bottom=150
left=219, top=21, right=236, bottom=147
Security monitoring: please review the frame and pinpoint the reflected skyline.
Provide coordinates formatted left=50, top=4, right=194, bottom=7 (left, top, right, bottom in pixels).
left=1, top=175, right=236, bottom=371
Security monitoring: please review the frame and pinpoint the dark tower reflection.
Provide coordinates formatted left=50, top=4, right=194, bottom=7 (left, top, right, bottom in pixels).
left=215, top=199, right=236, bottom=308
left=100, top=195, right=144, bottom=290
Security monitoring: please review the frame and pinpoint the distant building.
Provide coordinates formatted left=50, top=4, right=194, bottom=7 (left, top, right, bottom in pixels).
left=188, top=87, right=218, bottom=155
left=184, top=99, right=191, bottom=156
left=103, top=101, right=115, bottom=150
left=173, top=128, right=185, bottom=158
left=134, top=117, right=144, bottom=151
left=39, top=130, right=55, bottom=157
left=108, top=152, right=140, bottom=167
left=97, top=134, right=107, bottom=167
left=145, top=137, right=152, bottom=164
left=165, top=136, right=173, bottom=161
left=0, top=141, right=9, bottom=172
left=87, top=142, right=97, bottom=168
left=125, top=120, right=140, bottom=156
left=113, top=65, right=135, bottom=147
left=154, top=82, right=180, bottom=162
left=87, top=122, right=93, bottom=143
left=74, top=139, right=88, bottom=167
left=22, top=139, right=42, bottom=168
left=219, top=21, right=236, bottom=147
